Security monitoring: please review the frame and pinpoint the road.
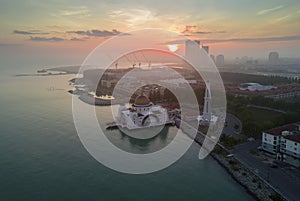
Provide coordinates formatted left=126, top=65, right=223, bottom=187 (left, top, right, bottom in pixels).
left=223, top=113, right=244, bottom=139
left=232, top=140, right=300, bottom=201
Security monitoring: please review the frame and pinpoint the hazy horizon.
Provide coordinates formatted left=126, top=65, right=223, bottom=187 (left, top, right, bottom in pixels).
left=1, top=0, right=300, bottom=68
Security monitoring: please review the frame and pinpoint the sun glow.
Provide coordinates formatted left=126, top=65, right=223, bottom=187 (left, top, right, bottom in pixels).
left=167, top=44, right=178, bottom=52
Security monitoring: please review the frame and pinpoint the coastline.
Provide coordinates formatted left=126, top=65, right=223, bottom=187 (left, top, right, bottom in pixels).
left=70, top=91, right=271, bottom=200
left=65, top=71, right=283, bottom=201
left=191, top=134, right=286, bottom=201
left=178, top=119, right=286, bottom=201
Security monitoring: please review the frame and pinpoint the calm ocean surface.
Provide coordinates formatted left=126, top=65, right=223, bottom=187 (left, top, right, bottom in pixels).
left=0, top=66, right=253, bottom=201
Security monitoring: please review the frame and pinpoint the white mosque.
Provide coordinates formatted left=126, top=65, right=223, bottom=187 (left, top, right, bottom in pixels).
left=116, top=94, right=168, bottom=130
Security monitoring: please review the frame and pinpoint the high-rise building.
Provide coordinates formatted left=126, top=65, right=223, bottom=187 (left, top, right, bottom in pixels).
left=269, top=52, right=279, bottom=65
left=216, top=54, right=225, bottom=67
left=210, top=55, right=215, bottom=63
left=241, top=56, right=248, bottom=64
left=185, top=40, right=200, bottom=60
left=194, top=40, right=200, bottom=45
left=202, top=45, right=209, bottom=54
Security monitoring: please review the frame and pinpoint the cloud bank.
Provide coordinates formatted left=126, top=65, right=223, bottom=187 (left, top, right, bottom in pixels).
left=13, top=30, right=49, bottom=35
left=257, top=5, right=283, bottom=15
left=67, top=29, right=121, bottom=37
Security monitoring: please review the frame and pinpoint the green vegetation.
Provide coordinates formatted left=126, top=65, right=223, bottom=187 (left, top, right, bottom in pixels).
left=258, top=182, right=262, bottom=189
left=248, top=95, right=300, bottom=111
left=220, top=135, right=244, bottom=149
left=213, top=146, right=229, bottom=156
left=234, top=124, right=240, bottom=129
left=228, top=160, right=240, bottom=171
left=220, top=72, right=299, bottom=85
left=227, top=94, right=300, bottom=138
left=228, top=159, right=237, bottom=165
left=149, top=89, right=162, bottom=103
left=193, top=87, right=205, bottom=106
left=269, top=193, right=285, bottom=201
left=246, top=108, right=282, bottom=122
left=249, top=149, right=258, bottom=156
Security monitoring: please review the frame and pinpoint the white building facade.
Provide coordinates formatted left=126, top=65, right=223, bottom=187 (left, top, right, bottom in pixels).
left=262, top=122, right=300, bottom=167
left=239, top=83, right=276, bottom=91
left=280, top=135, right=300, bottom=167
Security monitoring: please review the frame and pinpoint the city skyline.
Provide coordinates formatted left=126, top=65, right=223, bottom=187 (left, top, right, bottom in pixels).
left=1, top=0, right=300, bottom=66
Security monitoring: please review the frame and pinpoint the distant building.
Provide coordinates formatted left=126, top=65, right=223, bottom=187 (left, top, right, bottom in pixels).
left=265, top=91, right=300, bottom=100
left=160, top=78, right=197, bottom=88
left=202, top=45, right=209, bottom=54
left=241, top=56, right=248, bottom=64
left=101, top=79, right=118, bottom=88
left=262, top=122, right=300, bottom=167
left=269, top=52, right=279, bottom=65
left=239, top=83, right=277, bottom=91
left=185, top=40, right=200, bottom=60
left=216, top=54, right=225, bottom=67
left=210, top=55, right=215, bottom=63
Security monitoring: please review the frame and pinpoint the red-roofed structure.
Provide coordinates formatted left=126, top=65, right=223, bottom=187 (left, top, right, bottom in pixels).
left=262, top=122, right=300, bottom=167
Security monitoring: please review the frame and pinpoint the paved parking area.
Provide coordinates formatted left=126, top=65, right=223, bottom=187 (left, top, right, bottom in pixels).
left=232, top=140, right=300, bottom=201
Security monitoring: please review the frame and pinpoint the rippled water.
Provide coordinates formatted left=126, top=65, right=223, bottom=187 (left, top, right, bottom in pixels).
left=0, top=70, right=253, bottom=201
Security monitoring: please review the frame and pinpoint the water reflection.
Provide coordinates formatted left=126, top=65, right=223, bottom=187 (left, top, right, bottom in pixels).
left=104, top=125, right=175, bottom=154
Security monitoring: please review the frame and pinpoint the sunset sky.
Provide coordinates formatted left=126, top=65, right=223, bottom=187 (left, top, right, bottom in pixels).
left=1, top=0, right=300, bottom=67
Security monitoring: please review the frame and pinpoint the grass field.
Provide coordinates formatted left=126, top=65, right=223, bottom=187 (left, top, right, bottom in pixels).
left=234, top=107, right=284, bottom=138
left=247, top=107, right=283, bottom=123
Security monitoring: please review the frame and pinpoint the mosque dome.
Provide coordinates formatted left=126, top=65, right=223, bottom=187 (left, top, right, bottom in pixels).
left=133, top=95, right=152, bottom=107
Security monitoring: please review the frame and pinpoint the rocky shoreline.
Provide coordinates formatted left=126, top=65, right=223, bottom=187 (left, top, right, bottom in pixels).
left=180, top=122, right=286, bottom=201
left=210, top=152, right=284, bottom=201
